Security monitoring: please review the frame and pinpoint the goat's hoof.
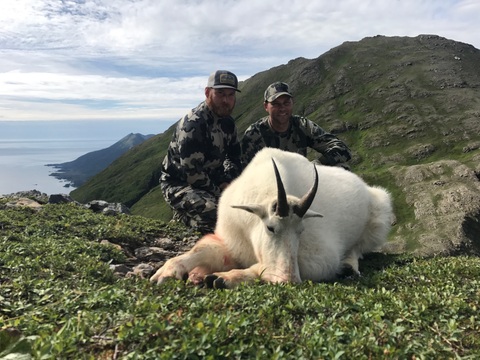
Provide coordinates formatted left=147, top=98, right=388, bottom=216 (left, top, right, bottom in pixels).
left=338, top=265, right=361, bottom=279
left=213, top=277, right=227, bottom=289
left=204, top=274, right=227, bottom=289
left=204, top=274, right=218, bottom=288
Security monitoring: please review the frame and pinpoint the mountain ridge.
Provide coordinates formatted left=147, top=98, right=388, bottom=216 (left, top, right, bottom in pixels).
left=48, top=133, right=154, bottom=187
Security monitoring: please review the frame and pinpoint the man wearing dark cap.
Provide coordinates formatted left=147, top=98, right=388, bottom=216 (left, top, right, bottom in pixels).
left=160, top=70, right=242, bottom=234
left=241, top=81, right=352, bottom=169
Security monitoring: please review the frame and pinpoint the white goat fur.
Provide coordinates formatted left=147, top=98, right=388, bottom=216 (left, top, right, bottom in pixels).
left=151, top=148, right=393, bottom=288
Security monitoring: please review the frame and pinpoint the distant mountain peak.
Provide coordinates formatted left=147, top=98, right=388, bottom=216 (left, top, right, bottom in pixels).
left=47, top=133, right=155, bottom=187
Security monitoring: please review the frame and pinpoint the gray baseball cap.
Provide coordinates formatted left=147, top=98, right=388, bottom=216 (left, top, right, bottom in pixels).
left=264, top=82, right=293, bottom=102
left=207, top=70, right=241, bottom=92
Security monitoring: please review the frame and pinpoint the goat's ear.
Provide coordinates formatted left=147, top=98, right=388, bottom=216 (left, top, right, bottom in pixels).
left=303, top=209, right=323, bottom=219
left=231, top=204, right=267, bottom=218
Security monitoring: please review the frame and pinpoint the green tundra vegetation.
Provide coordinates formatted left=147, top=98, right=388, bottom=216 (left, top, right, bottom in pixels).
left=1, top=202, right=480, bottom=359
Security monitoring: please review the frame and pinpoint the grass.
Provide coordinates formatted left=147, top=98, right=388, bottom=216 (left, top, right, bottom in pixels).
left=1, top=202, right=480, bottom=359
left=130, top=186, right=173, bottom=222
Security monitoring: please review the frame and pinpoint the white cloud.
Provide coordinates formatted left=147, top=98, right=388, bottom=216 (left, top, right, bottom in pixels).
left=0, top=0, right=478, bottom=122
left=0, top=69, right=206, bottom=121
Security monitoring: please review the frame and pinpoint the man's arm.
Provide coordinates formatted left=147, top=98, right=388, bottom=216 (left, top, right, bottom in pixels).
left=303, top=118, right=352, bottom=166
left=177, top=116, right=222, bottom=196
left=240, top=125, right=266, bottom=169
left=223, top=136, right=242, bottom=182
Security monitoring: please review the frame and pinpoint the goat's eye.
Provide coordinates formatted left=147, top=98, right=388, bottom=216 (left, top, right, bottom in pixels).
left=267, top=225, right=275, bottom=233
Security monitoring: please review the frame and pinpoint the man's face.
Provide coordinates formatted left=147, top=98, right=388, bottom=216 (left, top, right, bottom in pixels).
left=205, top=88, right=237, bottom=117
left=264, top=95, right=293, bottom=126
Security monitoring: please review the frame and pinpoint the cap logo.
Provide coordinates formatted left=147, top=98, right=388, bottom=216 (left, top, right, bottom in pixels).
left=219, top=73, right=236, bottom=86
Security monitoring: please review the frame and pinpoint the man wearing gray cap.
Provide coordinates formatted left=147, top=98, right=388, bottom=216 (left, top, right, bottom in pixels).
left=241, top=81, right=352, bottom=169
left=160, top=70, right=242, bottom=234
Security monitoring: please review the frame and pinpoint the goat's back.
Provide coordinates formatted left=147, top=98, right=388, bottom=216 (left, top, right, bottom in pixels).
left=217, top=148, right=372, bottom=242
left=236, top=148, right=372, bottom=222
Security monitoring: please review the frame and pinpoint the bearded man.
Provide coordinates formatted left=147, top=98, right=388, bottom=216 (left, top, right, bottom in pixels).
left=160, top=70, right=242, bottom=234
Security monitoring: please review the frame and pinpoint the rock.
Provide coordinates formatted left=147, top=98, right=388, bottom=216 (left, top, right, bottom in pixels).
left=103, top=203, right=131, bottom=216
left=0, top=190, right=49, bottom=204
left=387, top=160, right=480, bottom=256
left=406, top=143, right=436, bottom=160
left=154, top=237, right=176, bottom=250
left=1, top=193, right=131, bottom=217
left=48, top=194, right=75, bottom=204
left=110, top=264, right=132, bottom=276
left=85, top=200, right=131, bottom=215
left=4, top=198, right=43, bottom=210
left=134, top=246, right=171, bottom=261
left=85, top=200, right=109, bottom=212
left=129, top=263, right=155, bottom=279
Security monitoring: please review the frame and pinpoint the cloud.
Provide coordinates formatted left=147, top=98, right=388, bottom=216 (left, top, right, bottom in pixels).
left=0, top=0, right=479, bottom=122
left=0, top=69, right=206, bottom=121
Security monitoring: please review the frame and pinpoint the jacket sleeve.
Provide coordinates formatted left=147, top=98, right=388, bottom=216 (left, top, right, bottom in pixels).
left=221, top=124, right=242, bottom=182
left=304, top=118, right=352, bottom=165
left=240, top=124, right=266, bottom=169
left=177, top=117, right=222, bottom=196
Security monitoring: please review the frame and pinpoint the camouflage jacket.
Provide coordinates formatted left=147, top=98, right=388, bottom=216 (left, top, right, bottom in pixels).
left=161, top=101, right=242, bottom=197
left=241, top=115, right=352, bottom=167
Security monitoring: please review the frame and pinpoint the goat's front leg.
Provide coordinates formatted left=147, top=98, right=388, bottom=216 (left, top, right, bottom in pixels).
left=150, top=234, right=237, bottom=285
left=341, top=248, right=361, bottom=276
left=205, top=263, right=266, bottom=289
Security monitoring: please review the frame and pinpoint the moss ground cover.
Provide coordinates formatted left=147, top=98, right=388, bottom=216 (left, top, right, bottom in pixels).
left=1, top=203, right=479, bottom=359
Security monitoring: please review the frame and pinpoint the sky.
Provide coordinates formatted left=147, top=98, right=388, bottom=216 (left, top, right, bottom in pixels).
left=1, top=0, right=479, bottom=128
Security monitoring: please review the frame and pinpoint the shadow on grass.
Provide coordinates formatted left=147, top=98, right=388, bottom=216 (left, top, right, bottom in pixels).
left=330, top=252, right=417, bottom=288
left=359, top=252, right=415, bottom=274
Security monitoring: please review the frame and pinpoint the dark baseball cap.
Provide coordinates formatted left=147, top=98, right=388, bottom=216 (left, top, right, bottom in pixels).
left=207, top=70, right=241, bottom=92
left=264, top=82, right=292, bottom=102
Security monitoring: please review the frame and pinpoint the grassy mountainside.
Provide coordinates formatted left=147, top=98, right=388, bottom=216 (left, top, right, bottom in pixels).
left=70, top=35, right=480, bottom=225
left=70, top=127, right=174, bottom=208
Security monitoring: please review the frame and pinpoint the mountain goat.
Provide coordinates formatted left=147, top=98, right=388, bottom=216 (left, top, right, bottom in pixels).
left=151, top=148, right=393, bottom=288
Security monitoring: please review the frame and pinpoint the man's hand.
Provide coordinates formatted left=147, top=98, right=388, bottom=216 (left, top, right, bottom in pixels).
left=335, top=163, right=351, bottom=171
left=219, top=182, right=230, bottom=191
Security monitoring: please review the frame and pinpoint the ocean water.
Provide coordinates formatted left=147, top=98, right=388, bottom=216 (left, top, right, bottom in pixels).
left=0, top=120, right=172, bottom=196
left=0, top=138, right=117, bottom=195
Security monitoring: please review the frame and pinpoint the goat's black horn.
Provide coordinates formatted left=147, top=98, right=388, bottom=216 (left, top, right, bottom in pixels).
left=294, top=165, right=319, bottom=218
left=272, top=159, right=289, bottom=217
